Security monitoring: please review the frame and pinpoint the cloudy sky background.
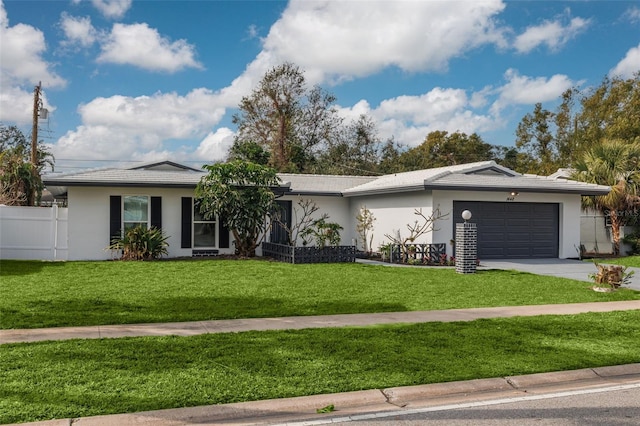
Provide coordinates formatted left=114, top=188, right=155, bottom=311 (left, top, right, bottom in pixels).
left=1, top=0, right=639, bottom=172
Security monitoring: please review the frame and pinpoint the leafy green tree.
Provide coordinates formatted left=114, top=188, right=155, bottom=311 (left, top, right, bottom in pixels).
left=195, top=161, right=280, bottom=257
left=490, top=145, right=536, bottom=173
left=314, top=115, right=382, bottom=175
left=515, top=103, right=559, bottom=175
left=577, top=74, right=640, bottom=148
left=231, top=62, right=342, bottom=172
left=227, top=140, right=270, bottom=165
left=515, top=73, right=639, bottom=174
left=571, top=139, right=640, bottom=255
left=0, top=124, right=54, bottom=205
left=396, top=131, right=495, bottom=171
left=377, top=138, right=404, bottom=174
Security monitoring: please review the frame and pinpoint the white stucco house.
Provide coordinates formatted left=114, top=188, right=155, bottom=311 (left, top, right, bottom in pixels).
left=43, top=160, right=610, bottom=261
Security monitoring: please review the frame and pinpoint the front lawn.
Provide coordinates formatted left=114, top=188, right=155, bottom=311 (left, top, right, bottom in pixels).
left=2, top=259, right=639, bottom=329
left=596, top=255, right=640, bottom=268
left=2, top=310, right=640, bottom=424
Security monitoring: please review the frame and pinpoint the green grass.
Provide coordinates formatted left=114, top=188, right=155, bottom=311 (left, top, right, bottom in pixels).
left=2, top=310, right=640, bottom=424
left=2, top=259, right=639, bottom=329
left=595, top=255, right=640, bottom=268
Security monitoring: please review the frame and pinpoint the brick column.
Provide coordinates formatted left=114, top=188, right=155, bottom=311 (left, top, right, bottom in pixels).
left=455, top=222, right=477, bottom=274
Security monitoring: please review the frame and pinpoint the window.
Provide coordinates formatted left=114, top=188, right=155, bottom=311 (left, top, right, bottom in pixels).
left=193, top=200, right=216, bottom=247
left=111, top=195, right=160, bottom=245
left=123, top=195, right=149, bottom=232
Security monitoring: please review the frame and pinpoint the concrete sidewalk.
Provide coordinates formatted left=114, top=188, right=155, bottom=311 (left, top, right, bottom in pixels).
left=479, top=258, right=640, bottom=291
left=2, top=301, right=640, bottom=344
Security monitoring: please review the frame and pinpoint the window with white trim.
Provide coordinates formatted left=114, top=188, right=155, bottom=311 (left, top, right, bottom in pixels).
left=193, top=200, right=216, bottom=247
left=123, top=195, right=149, bottom=232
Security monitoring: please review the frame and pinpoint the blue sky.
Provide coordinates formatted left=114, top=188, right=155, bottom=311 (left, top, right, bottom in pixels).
left=1, top=0, right=639, bottom=173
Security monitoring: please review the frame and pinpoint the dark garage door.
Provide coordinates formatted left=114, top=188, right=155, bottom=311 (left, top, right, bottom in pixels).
left=453, top=201, right=559, bottom=259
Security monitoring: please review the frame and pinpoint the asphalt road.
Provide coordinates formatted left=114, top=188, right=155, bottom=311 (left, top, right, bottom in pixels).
left=322, top=384, right=640, bottom=426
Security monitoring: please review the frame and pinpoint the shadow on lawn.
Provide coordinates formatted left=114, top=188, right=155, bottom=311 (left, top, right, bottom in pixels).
left=6, top=311, right=640, bottom=425
left=0, top=259, right=66, bottom=277
left=3, top=296, right=409, bottom=329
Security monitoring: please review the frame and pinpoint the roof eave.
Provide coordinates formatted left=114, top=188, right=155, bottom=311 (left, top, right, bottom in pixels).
left=425, top=183, right=610, bottom=196
left=342, top=184, right=427, bottom=197
left=42, top=181, right=200, bottom=189
left=286, top=191, right=344, bottom=197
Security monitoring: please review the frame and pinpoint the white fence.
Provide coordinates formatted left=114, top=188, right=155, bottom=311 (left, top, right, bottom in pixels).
left=0, top=205, right=68, bottom=260
left=580, top=211, right=635, bottom=256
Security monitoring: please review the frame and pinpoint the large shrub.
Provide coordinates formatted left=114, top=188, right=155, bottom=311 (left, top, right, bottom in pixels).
left=196, top=161, right=280, bottom=257
left=108, top=226, right=169, bottom=260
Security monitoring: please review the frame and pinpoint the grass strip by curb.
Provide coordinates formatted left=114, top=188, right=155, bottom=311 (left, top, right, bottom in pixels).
left=2, top=310, right=640, bottom=424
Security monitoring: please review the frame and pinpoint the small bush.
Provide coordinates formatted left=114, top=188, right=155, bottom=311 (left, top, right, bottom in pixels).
left=108, top=226, right=169, bottom=260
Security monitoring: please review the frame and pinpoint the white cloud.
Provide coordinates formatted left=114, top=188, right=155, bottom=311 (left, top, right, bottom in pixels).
left=609, top=43, right=640, bottom=79
left=194, top=128, right=236, bottom=163
left=376, top=88, right=469, bottom=125
left=0, top=85, right=37, bottom=124
left=624, top=6, right=640, bottom=24
left=491, top=69, right=574, bottom=113
left=90, top=0, right=132, bottom=20
left=262, top=0, right=507, bottom=81
left=0, top=0, right=63, bottom=123
left=59, top=13, right=98, bottom=48
left=514, top=15, right=590, bottom=54
left=52, top=89, right=226, bottom=161
left=97, top=23, right=203, bottom=73
left=215, top=0, right=509, bottom=116
left=333, top=69, right=577, bottom=149
left=337, top=88, right=499, bottom=149
left=0, top=1, right=66, bottom=89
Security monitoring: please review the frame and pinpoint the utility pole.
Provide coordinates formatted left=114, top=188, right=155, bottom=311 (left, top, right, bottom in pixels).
left=31, top=82, right=41, bottom=167
left=29, top=82, right=42, bottom=206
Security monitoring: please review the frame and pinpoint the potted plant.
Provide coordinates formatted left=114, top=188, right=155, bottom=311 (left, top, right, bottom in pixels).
left=589, top=261, right=634, bottom=292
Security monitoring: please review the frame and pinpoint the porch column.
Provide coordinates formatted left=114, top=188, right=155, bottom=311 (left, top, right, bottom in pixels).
left=455, top=210, right=477, bottom=274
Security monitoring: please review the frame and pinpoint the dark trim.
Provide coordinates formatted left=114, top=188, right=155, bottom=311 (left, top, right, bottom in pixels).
left=218, top=214, right=230, bottom=249
left=181, top=197, right=192, bottom=249
left=150, top=196, right=162, bottom=229
left=42, top=181, right=296, bottom=194
left=43, top=181, right=201, bottom=189
left=285, top=191, right=344, bottom=197
left=109, top=196, right=121, bottom=243
left=342, top=185, right=426, bottom=197
left=270, top=200, right=292, bottom=244
left=424, top=184, right=609, bottom=195
left=192, top=249, right=219, bottom=257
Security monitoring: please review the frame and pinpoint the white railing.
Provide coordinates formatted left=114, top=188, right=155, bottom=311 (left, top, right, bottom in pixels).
left=0, top=205, right=68, bottom=260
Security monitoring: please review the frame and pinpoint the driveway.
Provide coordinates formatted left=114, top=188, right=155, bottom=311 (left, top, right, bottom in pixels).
left=479, top=258, right=640, bottom=291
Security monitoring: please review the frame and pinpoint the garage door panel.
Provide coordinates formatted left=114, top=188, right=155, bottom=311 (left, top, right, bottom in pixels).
left=508, top=204, right=531, bottom=213
left=506, top=248, right=532, bottom=257
left=507, top=233, right=531, bottom=241
left=507, top=218, right=531, bottom=227
left=480, top=235, right=504, bottom=242
left=453, top=201, right=559, bottom=259
left=533, top=233, right=555, bottom=241
left=484, top=218, right=506, bottom=226
left=533, top=222, right=555, bottom=229
left=533, top=247, right=556, bottom=257
left=482, top=248, right=507, bottom=257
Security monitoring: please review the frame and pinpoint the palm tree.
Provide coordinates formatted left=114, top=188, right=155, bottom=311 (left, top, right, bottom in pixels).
left=571, top=139, right=640, bottom=255
left=0, top=125, right=54, bottom=206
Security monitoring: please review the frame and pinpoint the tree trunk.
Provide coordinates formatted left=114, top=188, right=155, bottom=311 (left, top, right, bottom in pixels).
left=609, top=210, right=621, bottom=256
